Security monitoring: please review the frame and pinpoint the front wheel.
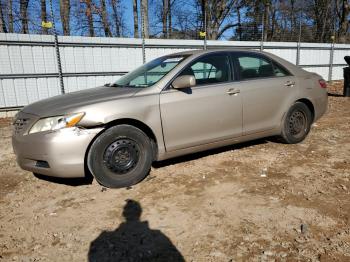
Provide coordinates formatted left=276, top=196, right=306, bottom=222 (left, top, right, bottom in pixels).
left=87, top=125, right=153, bottom=188
left=280, top=102, right=312, bottom=144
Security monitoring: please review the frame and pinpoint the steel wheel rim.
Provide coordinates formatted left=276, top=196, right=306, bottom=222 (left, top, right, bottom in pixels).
left=288, top=110, right=307, bottom=138
left=103, top=139, right=140, bottom=174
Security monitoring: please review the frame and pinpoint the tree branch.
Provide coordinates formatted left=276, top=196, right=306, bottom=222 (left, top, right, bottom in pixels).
left=217, top=22, right=240, bottom=39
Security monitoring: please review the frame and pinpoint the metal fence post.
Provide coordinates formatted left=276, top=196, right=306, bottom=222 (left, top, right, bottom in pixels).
left=49, top=0, right=64, bottom=94
left=204, top=9, right=207, bottom=50
left=328, top=38, right=335, bottom=82
left=296, top=43, right=301, bottom=66
left=296, top=11, right=302, bottom=66
left=260, top=13, right=264, bottom=51
left=141, top=3, right=146, bottom=64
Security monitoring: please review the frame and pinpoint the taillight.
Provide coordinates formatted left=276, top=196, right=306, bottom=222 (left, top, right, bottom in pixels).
left=318, top=79, right=327, bottom=88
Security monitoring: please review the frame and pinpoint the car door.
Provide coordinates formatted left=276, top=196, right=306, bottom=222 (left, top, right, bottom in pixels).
left=159, top=53, right=242, bottom=152
left=232, top=52, right=298, bottom=135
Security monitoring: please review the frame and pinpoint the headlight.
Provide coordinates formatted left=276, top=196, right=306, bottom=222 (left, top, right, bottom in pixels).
left=29, top=112, right=85, bottom=134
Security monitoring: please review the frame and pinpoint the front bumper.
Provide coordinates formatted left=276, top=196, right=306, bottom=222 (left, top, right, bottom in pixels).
left=12, top=127, right=103, bottom=178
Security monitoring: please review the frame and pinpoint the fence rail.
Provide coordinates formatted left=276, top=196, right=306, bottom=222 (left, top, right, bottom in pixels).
left=0, top=33, right=349, bottom=111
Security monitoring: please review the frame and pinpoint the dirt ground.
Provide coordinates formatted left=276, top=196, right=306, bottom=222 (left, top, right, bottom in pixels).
left=0, top=82, right=349, bottom=262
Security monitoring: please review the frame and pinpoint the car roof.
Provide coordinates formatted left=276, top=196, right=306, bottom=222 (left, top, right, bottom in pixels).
left=168, top=48, right=267, bottom=56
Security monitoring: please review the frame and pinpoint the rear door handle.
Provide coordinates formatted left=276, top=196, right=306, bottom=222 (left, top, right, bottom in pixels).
left=227, top=88, right=240, bottom=95
left=284, top=81, right=295, bottom=87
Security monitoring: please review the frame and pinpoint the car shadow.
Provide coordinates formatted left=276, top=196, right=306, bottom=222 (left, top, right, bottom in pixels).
left=153, top=137, right=270, bottom=168
left=327, top=92, right=344, bottom=97
left=88, top=199, right=185, bottom=262
left=33, top=173, right=93, bottom=186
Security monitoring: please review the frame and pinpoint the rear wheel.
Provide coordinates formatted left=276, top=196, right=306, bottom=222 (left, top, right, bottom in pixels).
left=280, top=102, right=312, bottom=144
left=87, top=125, right=153, bottom=188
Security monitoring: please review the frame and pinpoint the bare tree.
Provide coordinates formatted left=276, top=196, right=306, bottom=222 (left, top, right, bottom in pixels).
left=141, top=0, right=149, bottom=38
left=199, top=0, right=239, bottom=40
left=290, top=0, right=297, bottom=34
left=337, top=0, right=350, bottom=43
left=168, top=0, right=172, bottom=37
left=8, top=0, right=13, bottom=32
left=99, top=0, right=111, bottom=37
left=162, top=0, right=168, bottom=37
left=169, top=0, right=198, bottom=39
left=262, top=0, right=271, bottom=41
left=85, top=0, right=94, bottom=37
left=111, top=0, right=122, bottom=36
left=162, top=0, right=172, bottom=37
left=311, top=0, right=333, bottom=42
left=269, top=4, right=277, bottom=40
left=0, top=0, right=345, bottom=43
left=20, top=0, right=29, bottom=33
left=41, top=0, right=47, bottom=34
left=0, top=0, right=7, bottom=33
left=133, top=0, right=138, bottom=37
left=0, top=6, right=3, bottom=33
left=60, top=0, right=70, bottom=35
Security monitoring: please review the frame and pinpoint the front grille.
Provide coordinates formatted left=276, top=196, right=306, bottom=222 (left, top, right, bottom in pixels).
left=12, top=112, right=38, bottom=135
left=13, top=118, right=30, bottom=133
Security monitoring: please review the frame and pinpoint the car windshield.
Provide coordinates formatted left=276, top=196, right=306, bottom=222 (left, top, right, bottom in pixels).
left=111, top=55, right=188, bottom=88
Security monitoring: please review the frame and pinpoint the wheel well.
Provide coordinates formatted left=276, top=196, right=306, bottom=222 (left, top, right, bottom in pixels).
left=296, top=98, right=315, bottom=122
left=104, top=118, right=156, bottom=141
left=84, top=118, right=158, bottom=179
left=104, top=118, right=158, bottom=159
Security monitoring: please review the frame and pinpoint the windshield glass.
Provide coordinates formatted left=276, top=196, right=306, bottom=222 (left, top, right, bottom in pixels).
left=112, top=55, right=188, bottom=88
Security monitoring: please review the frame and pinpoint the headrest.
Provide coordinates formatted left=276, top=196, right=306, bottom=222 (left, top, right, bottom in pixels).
left=181, top=67, right=195, bottom=76
left=259, top=64, right=274, bottom=77
left=215, top=69, right=228, bottom=81
left=241, top=69, right=257, bottom=79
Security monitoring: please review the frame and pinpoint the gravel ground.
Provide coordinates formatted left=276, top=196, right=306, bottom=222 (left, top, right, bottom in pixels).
left=0, top=81, right=349, bottom=261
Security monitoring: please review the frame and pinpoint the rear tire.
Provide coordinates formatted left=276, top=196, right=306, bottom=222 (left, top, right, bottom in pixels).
left=87, top=125, right=153, bottom=188
left=280, top=102, right=312, bottom=144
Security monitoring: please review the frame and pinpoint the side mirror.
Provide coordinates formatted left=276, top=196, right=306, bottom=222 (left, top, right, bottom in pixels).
left=172, top=75, right=196, bottom=89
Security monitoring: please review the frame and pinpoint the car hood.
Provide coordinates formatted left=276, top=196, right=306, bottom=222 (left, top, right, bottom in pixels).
left=22, top=86, right=139, bottom=117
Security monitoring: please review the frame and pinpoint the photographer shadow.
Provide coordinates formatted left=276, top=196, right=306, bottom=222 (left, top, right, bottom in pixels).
left=88, top=199, right=184, bottom=262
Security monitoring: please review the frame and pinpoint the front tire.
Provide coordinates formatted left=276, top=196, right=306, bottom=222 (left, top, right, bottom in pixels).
left=280, top=102, right=312, bottom=144
left=87, top=125, right=153, bottom=188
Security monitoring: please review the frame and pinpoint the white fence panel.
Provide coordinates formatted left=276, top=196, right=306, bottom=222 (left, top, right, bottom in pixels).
left=0, top=33, right=349, bottom=109
left=37, top=78, right=50, bottom=100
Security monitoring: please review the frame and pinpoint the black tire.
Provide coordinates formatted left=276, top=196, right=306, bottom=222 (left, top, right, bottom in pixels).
left=280, top=102, right=312, bottom=144
left=87, top=125, right=153, bottom=188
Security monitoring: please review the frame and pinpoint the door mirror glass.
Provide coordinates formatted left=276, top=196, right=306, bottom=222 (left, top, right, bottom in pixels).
left=172, top=75, right=196, bottom=89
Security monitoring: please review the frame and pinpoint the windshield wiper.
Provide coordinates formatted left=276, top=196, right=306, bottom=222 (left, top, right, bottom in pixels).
left=107, top=83, right=148, bottom=88
left=108, top=83, right=134, bottom=87
left=108, top=83, right=121, bottom=87
left=105, top=83, right=126, bottom=87
left=115, top=84, right=145, bottom=88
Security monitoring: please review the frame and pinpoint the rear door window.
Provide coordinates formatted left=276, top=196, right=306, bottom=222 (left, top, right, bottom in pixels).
left=236, top=54, right=289, bottom=80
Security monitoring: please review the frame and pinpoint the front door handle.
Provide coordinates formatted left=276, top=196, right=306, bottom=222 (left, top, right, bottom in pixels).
left=284, top=81, right=295, bottom=87
left=227, top=88, right=240, bottom=95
